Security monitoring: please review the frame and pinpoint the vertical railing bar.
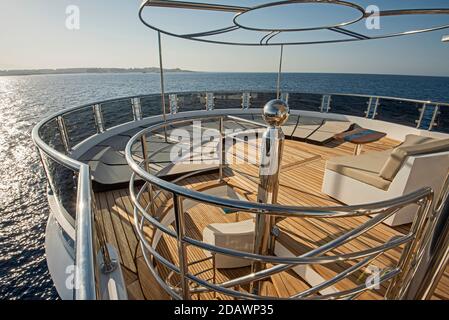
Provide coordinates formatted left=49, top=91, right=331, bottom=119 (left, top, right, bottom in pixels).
left=157, top=31, right=168, bottom=142
left=169, top=94, right=178, bottom=115
left=276, top=45, right=284, bottom=100
left=416, top=103, right=427, bottom=129
left=280, top=92, right=289, bottom=104
left=206, top=92, right=215, bottom=111
left=173, top=194, right=190, bottom=300
left=57, top=115, right=71, bottom=153
left=429, top=104, right=439, bottom=131
left=131, top=97, right=142, bottom=121
left=219, top=116, right=225, bottom=182
left=93, top=104, right=105, bottom=133
left=371, top=97, right=379, bottom=119
left=365, top=97, right=373, bottom=118
left=140, top=132, right=157, bottom=216
left=320, top=95, right=331, bottom=113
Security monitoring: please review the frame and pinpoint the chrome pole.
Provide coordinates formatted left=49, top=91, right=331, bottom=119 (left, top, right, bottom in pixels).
left=57, top=116, right=71, bottom=154
left=140, top=133, right=156, bottom=216
left=140, top=132, right=150, bottom=173
left=218, top=116, right=225, bottom=182
left=276, top=45, right=284, bottom=100
left=158, top=31, right=168, bottom=142
left=173, top=194, right=190, bottom=300
left=251, top=99, right=289, bottom=295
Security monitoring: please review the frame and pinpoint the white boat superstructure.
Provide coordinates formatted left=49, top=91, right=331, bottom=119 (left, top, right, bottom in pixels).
left=32, top=1, right=449, bottom=300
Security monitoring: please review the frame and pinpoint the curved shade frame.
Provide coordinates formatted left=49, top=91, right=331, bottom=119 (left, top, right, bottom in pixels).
left=139, top=1, right=449, bottom=46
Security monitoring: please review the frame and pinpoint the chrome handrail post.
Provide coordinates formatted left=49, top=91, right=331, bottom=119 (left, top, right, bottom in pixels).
left=276, top=44, right=284, bottom=99
left=93, top=104, right=105, bottom=133
left=320, top=95, right=331, bottom=113
left=57, top=115, right=71, bottom=153
left=429, top=104, right=440, bottom=131
left=218, top=116, right=225, bottom=182
left=242, top=92, right=251, bottom=110
left=74, top=165, right=97, bottom=300
left=131, top=97, right=143, bottom=121
left=140, top=132, right=157, bottom=216
left=372, top=97, right=379, bottom=119
left=251, top=100, right=289, bottom=295
left=173, top=194, right=190, bottom=300
left=157, top=31, right=168, bottom=142
left=416, top=103, right=427, bottom=129
left=140, top=132, right=150, bottom=173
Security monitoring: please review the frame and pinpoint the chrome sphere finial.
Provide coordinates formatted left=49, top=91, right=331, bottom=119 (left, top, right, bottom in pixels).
left=262, top=99, right=290, bottom=127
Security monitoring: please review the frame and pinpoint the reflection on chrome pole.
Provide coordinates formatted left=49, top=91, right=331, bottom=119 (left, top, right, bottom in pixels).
left=251, top=99, right=289, bottom=295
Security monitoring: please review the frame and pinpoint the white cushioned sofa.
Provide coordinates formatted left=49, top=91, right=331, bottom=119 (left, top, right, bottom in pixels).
left=322, top=134, right=449, bottom=226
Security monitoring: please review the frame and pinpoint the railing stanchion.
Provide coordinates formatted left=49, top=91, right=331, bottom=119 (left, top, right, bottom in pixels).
left=219, top=116, right=225, bottom=182
left=276, top=44, right=284, bottom=99
left=140, top=133, right=156, bottom=216
left=131, top=97, right=143, bottom=121
left=93, top=104, right=105, bottom=133
left=251, top=99, right=289, bottom=295
left=429, top=104, right=440, bottom=131
left=173, top=194, right=190, bottom=300
left=157, top=31, right=168, bottom=142
left=57, top=116, right=71, bottom=153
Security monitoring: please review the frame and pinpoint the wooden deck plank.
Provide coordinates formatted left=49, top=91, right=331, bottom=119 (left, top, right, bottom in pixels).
left=103, top=191, right=136, bottom=273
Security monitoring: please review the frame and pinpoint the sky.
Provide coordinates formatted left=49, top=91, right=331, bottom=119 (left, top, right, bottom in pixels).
left=1, top=0, right=449, bottom=76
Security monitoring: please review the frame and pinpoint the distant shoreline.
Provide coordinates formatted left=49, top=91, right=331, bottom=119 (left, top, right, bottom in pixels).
left=0, top=67, right=194, bottom=77
left=1, top=69, right=448, bottom=78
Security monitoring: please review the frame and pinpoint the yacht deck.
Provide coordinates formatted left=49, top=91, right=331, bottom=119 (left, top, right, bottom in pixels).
left=94, top=137, right=449, bottom=300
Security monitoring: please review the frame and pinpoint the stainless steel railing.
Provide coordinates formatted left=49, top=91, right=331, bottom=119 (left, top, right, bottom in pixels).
left=35, top=91, right=449, bottom=154
left=125, top=115, right=439, bottom=300
left=32, top=114, right=118, bottom=301
left=32, top=91, right=449, bottom=300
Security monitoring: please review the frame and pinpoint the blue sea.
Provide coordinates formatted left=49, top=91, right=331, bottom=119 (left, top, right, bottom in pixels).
left=0, top=72, right=448, bottom=299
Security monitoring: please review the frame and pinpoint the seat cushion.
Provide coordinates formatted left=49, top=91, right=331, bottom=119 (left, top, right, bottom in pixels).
left=306, top=120, right=352, bottom=144
left=203, top=219, right=255, bottom=269
left=380, top=134, right=449, bottom=181
left=282, top=124, right=298, bottom=137
left=290, top=117, right=324, bottom=140
left=326, top=150, right=392, bottom=190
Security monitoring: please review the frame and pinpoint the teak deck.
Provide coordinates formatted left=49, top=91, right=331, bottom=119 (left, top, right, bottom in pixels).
left=94, top=137, right=449, bottom=300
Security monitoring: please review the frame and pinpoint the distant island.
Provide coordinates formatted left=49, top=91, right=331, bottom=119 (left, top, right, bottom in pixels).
left=0, top=67, right=194, bottom=76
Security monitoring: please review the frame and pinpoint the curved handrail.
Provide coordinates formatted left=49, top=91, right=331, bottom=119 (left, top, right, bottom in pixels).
left=125, top=116, right=433, bottom=217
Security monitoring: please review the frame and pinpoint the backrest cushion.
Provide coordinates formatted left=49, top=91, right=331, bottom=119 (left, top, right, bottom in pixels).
left=380, top=134, right=449, bottom=181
